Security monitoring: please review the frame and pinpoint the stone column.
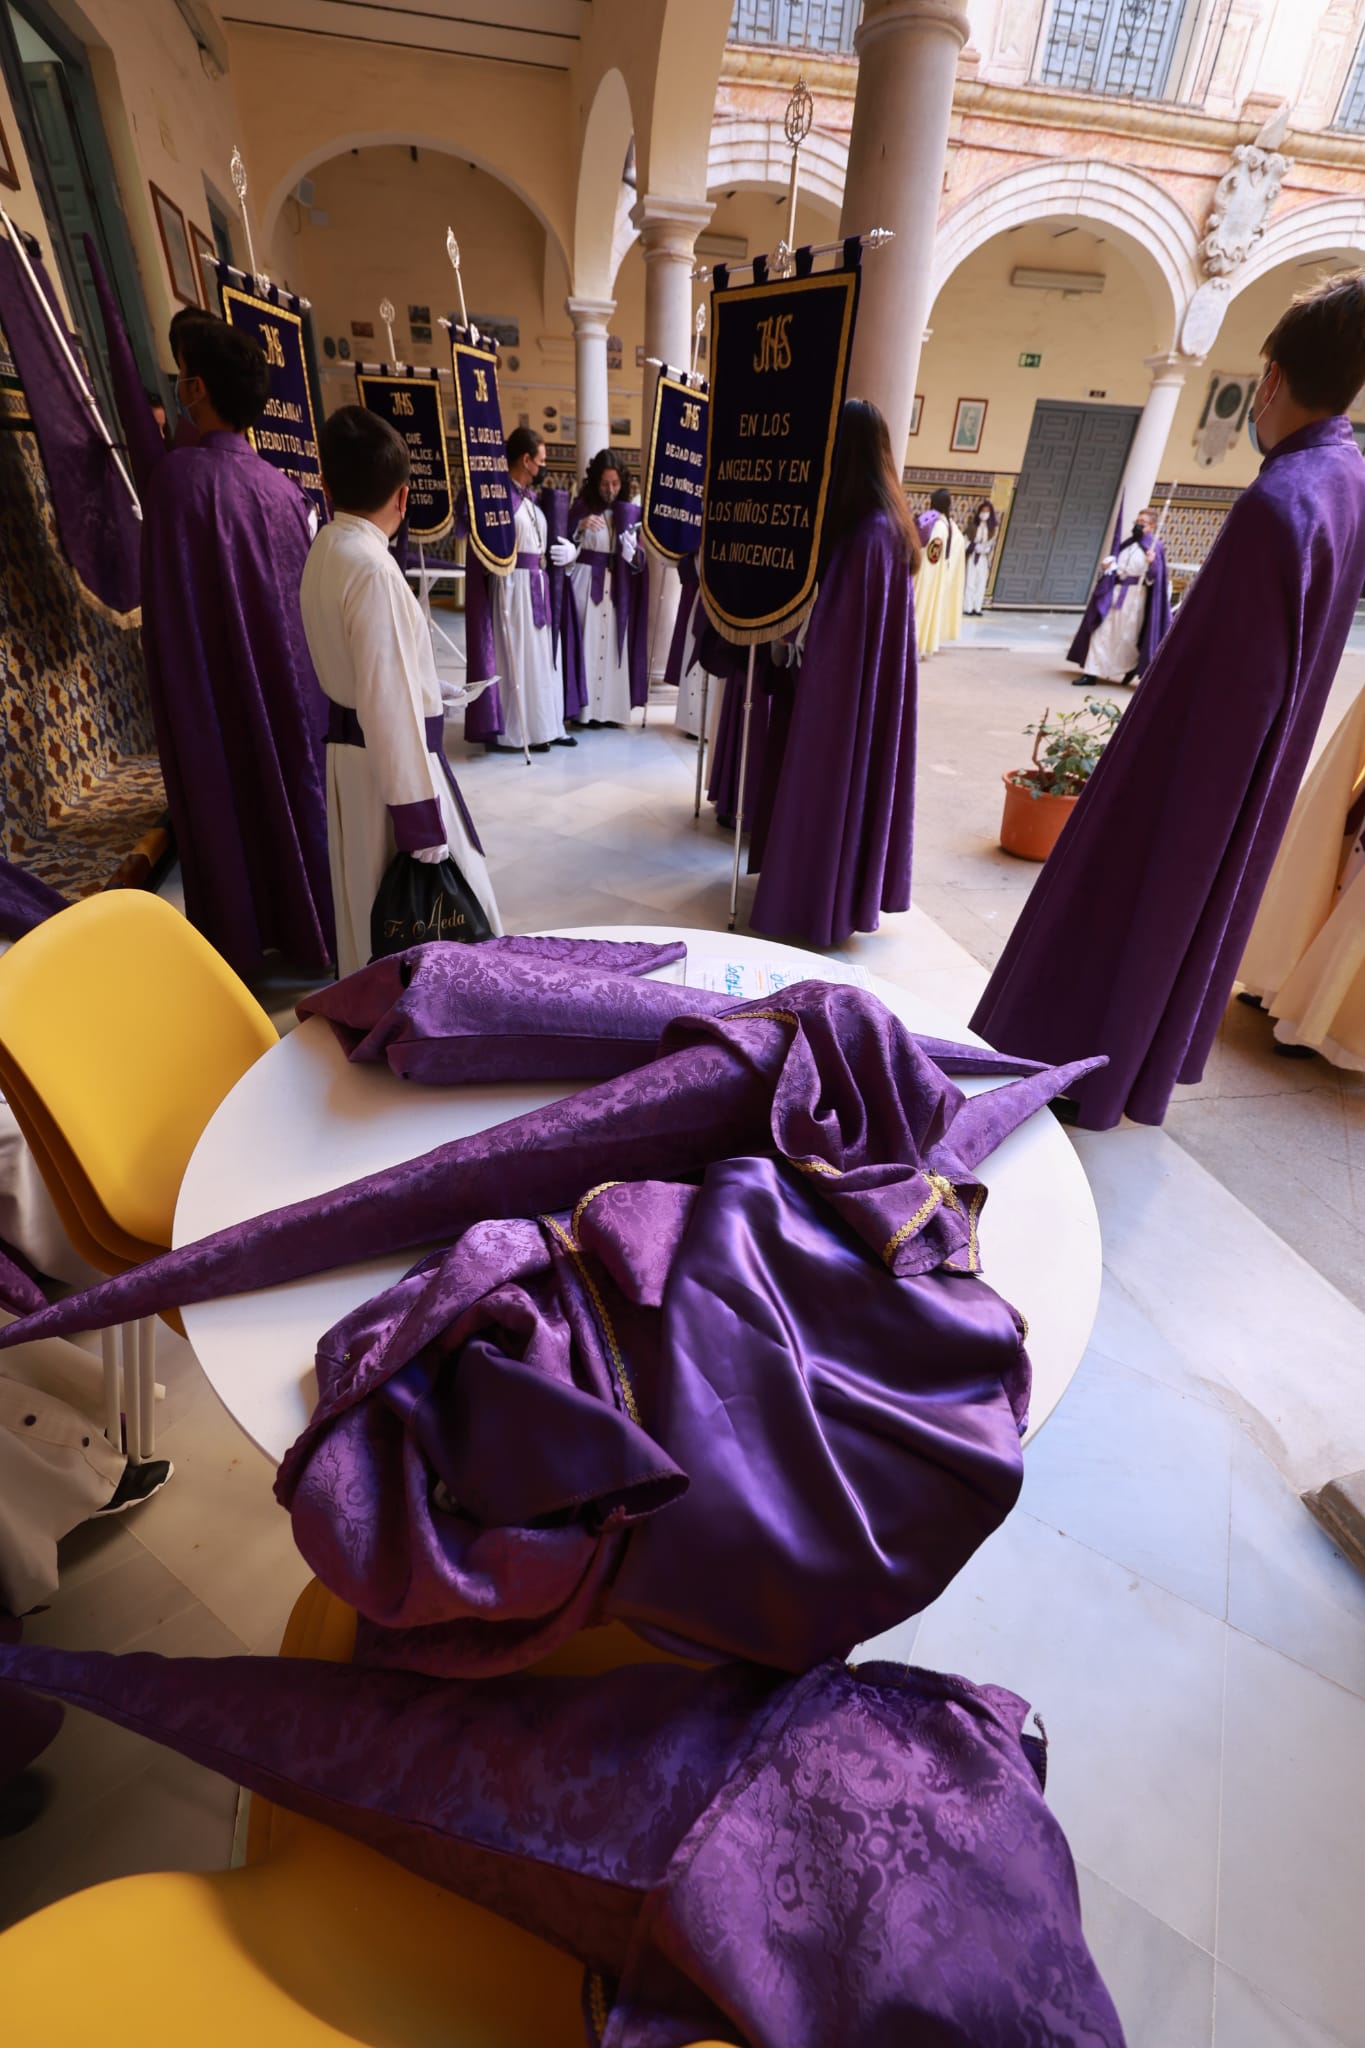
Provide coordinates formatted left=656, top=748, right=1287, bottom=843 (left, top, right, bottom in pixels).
left=839, top=0, right=971, bottom=468
left=565, top=296, right=615, bottom=479
left=1118, top=352, right=1188, bottom=521
left=631, top=193, right=712, bottom=678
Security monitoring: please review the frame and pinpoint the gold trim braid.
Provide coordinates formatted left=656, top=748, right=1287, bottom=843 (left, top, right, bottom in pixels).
left=542, top=1211, right=642, bottom=1426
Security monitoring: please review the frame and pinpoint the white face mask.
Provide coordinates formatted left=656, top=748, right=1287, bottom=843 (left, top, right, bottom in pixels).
left=1248, top=368, right=1278, bottom=453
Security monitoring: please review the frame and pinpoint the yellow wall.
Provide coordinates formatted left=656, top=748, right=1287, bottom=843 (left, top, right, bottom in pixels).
left=919, top=223, right=1158, bottom=476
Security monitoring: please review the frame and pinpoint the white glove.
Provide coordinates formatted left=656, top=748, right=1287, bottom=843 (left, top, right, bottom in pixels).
left=619, top=526, right=639, bottom=563
left=549, top=538, right=577, bottom=568
left=412, top=843, right=449, bottom=865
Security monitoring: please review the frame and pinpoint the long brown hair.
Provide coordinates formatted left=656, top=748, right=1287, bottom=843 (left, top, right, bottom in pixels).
left=820, top=397, right=921, bottom=574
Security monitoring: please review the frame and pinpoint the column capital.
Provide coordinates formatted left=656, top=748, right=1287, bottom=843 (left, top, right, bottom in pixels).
left=856, top=0, right=971, bottom=56
left=1143, top=350, right=1188, bottom=385
left=565, top=296, right=617, bottom=336
left=630, top=193, right=713, bottom=262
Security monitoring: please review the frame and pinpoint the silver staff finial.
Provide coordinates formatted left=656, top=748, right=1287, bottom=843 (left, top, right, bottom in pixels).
left=379, top=297, right=396, bottom=360
left=445, top=226, right=470, bottom=333
left=228, top=145, right=267, bottom=293
left=781, top=79, right=815, bottom=270
left=690, top=300, right=706, bottom=379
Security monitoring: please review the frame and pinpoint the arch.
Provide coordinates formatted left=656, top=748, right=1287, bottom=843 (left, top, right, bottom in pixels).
left=706, top=119, right=849, bottom=215
left=931, top=160, right=1201, bottom=347
left=1225, top=193, right=1365, bottom=301
left=260, top=131, right=571, bottom=281
left=571, top=67, right=635, bottom=302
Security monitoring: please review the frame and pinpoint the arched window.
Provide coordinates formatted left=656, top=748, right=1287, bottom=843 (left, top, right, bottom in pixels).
left=1036, top=0, right=1188, bottom=99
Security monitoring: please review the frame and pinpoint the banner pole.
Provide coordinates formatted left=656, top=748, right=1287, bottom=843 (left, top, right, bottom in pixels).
left=693, top=671, right=710, bottom=818
left=728, top=645, right=757, bottom=932
left=691, top=225, right=893, bottom=284
left=229, top=147, right=268, bottom=294
left=0, top=208, right=140, bottom=519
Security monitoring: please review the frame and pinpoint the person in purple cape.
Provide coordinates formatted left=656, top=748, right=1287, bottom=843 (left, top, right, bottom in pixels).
left=749, top=398, right=921, bottom=948
left=1068, top=504, right=1171, bottom=687
left=973, top=270, right=1365, bottom=1130
left=142, top=319, right=334, bottom=975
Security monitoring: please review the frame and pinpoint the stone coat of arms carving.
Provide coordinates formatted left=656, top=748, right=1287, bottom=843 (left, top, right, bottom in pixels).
left=1201, top=105, right=1292, bottom=278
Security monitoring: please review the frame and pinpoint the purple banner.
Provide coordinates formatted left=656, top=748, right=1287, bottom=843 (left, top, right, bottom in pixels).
left=354, top=367, right=453, bottom=542
left=217, top=266, right=326, bottom=521
left=642, top=370, right=708, bottom=562
left=449, top=330, right=515, bottom=576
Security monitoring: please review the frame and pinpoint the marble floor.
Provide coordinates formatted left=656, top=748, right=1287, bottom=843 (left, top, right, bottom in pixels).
left=4, top=622, right=1365, bottom=2048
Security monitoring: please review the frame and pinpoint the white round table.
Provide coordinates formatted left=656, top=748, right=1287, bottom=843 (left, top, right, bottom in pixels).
left=174, top=927, right=1101, bottom=1466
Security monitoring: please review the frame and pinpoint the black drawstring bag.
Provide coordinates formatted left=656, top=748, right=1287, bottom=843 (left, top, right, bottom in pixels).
left=369, top=853, right=493, bottom=961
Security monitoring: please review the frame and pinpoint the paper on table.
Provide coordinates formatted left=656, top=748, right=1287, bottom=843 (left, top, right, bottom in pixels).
left=685, top=952, right=871, bottom=999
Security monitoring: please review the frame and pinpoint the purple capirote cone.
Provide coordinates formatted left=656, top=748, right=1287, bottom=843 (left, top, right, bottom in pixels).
left=0, top=1640, right=1126, bottom=2048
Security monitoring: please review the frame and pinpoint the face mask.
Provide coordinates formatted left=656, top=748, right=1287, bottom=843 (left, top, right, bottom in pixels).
left=1247, top=370, right=1276, bottom=454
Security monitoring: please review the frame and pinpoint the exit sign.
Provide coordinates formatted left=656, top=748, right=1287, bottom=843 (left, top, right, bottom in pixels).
left=1018, top=351, right=1042, bottom=368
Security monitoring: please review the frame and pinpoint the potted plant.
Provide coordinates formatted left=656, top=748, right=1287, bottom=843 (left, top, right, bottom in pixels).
left=999, top=696, right=1120, bottom=861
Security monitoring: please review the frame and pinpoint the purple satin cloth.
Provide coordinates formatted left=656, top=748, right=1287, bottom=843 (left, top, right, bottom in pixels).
left=0, top=234, right=141, bottom=617
left=277, top=1147, right=1031, bottom=1676
left=0, top=857, right=67, bottom=942
left=516, top=552, right=551, bottom=632
left=141, top=432, right=335, bottom=975
left=751, top=510, right=917, bottom=948
left=297, top=935, right=698, bottom=1081
left=977, top=417, right=1365, bottom=1127
left=611, top=503, right=650, bottom=709
left=541, top=486, right=588, bottom=721
left=325, top=702, right=483, bottom=858
left=1066, top=537, right=1171, bottom=678
left=0, top=973, right=1103, bottom=1361
left=0, top=1640, right=1124, bottom=2046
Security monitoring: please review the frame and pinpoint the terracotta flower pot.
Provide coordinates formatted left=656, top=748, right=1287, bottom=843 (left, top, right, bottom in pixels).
left=999, top=772, right=1079, bottom=862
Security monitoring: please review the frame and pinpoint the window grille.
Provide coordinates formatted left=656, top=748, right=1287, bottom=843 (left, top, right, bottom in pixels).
left=1037, top=0, right=1186, bottom=98
left=1334, top=35, right=1365, bottom=129
left=728, top=0, right=862, bottom=55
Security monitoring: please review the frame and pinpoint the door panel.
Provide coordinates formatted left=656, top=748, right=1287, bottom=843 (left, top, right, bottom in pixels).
left=994, top=400, right=1140, bottom=607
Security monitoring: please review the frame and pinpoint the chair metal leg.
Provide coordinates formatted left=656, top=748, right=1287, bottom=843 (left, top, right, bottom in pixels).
left=137, top=1316, right=157, bottom=1460
left=101, top=1328, right=122, bottom=1449
left=121, top=1324, right=143, bottom=1466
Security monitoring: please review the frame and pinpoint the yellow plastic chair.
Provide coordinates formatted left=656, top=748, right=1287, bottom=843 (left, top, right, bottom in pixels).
left=0, top=892, right=277, bottom=1457
left=0, top=1583, right=730, bottom=2047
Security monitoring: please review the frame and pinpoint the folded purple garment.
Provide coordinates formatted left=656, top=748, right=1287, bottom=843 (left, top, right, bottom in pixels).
left=298, top=934, right=720, bottom=1083
left=0, top=1639, right=1125, bottom=2047
left=0, top=858, right=68, bottom=945
left=0, top=982, right=1104, bottom=1356
left=277, top=1155, right=1031, bottom=1676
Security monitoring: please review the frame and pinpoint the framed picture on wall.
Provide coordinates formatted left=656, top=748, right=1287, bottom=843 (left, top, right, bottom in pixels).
left=150, top=183, right=199, bottom=309
left=909, top=394, right=924, bottom=436
left=0, top=112, right=19, bottom=194
left=189, top=223, right=216, bottom=305
left=951, top=397, right=988, bottom=454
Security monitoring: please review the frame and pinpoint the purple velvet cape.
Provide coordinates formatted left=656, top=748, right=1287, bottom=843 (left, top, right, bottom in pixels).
left=542, top=485, right=589, bottom=722
left=1066, top=535, right=1172, bottom=678
left=0, top=1641, right=1124, bottom=2047
left=974, top=416, right=1365, bottom=1127
left=663, top=553, right=700, bottom=690
left=83, top=232, right=168, bottom=501
left=750, top=510, right=917, bottom=947
left=0, top=963, right=1102, bottom=1360
left=140, top=433, right=335, bottom=975
left=612, top=501, right=651, bottom=710
left=0, top=235, right=140, bottom=617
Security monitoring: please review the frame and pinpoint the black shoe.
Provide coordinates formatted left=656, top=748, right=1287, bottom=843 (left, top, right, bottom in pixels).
left=551, top=735, right=578, bottom=748
left=1123, top=668, right=1140, bottom=685
left=601, top=721, right=623, bottom=730
left=483, top=739, right=519, bottom=754
left=1071, top=674, right=1097, bottom=688
left=1272, top=1041, right=1318, bottom=1060
left=1236, top=990, right=1267, bottom=1011
left=99, top=1458, right=173, bottom=1515
left=0, top=1769, right=54, bottom=1839
left=529, top=742, right=550, bottom=754
left=586, top=718, right=604, bottom=729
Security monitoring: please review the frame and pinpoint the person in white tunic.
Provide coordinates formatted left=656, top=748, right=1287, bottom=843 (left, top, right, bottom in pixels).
left=963, top=501, right=999, bottom=615
left=915, top=493, right=956, bottom=659
left=567, top=449, right=638, bottom=727
left=489, top=428, right=574, bottom=753
left=1238, top=677, right=1365, bottom=1067
left=299, top=407, right=501, bottom=980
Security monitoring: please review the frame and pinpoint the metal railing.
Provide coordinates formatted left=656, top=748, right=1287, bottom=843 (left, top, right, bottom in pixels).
left=728, top=0, right=862, bottom=55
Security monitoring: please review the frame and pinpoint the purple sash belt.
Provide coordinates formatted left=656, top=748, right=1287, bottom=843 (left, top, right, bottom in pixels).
left=1111, top=572, right=1142, bottom=611
left=326, top=702, right=483, bottom=857
left=516, top=551, right=549, bottom=632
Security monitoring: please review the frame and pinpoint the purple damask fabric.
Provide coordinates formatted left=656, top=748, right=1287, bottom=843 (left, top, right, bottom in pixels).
left=0, top=1640, right=1124, bottom=2045
left=0, top=980, right=1103, bottom=1355
left=0, top=857, right=67, bottom=942
left=296, top=934, right=719, bottom=1081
